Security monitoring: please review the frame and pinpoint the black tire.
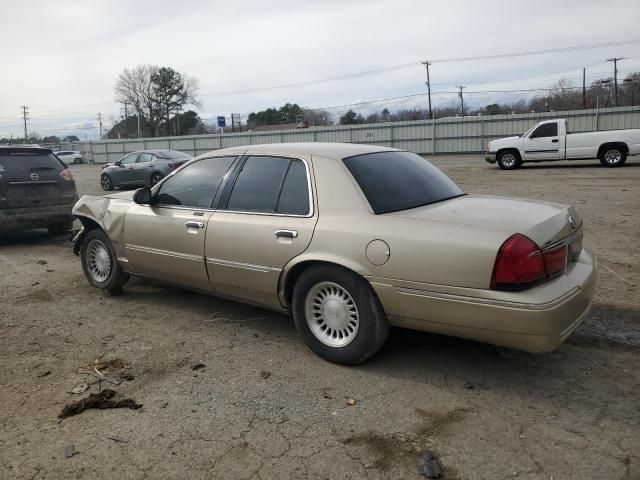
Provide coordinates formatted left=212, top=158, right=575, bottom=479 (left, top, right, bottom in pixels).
left=292, top=265, right=389, bottom=365
left=101, top=174, right=114, bottom=191
left=48, top=221, right=73, bottom=236
left=74, top=157, right=82, bottom=165
left=150, top=172, right=163, bottom=186
left=80, top=229, right=129, bottom=295
left=599, top=146, right=627, bottom=167
left=497, top=150, right=522, bottom=170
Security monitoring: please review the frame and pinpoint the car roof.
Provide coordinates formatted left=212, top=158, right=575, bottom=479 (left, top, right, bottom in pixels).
left=210, top=142, right=401, bottom=160
left=0, top=146, right=52, bottom=154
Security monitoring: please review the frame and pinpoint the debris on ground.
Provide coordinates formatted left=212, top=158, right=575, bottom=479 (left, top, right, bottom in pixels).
left=69, top=383, right=89, bottom=394
left=46, top=269, right=55, bottom=273
left=90, top=368, right=121, bottom=385
left=36, top=259, right=47, bottom=265
left=191, top=363, right=206, bottom=371
left=64, top=445, right=76, bottom=458
left=106, top=435, right=129, bottom=444
left=346, top=398, right=356, bottom=406
left=77, top=357, right=127, bottom=374
left=600, top=263, right=636, bottom=287
left=322, top=391, right=333, bottom=400
left=31, top=281, right=40, bottom=286
left=464, top=382, right=475, bottom=390
left=36, top=370, right=51, bottom=377
left=417, top=449, right=442, bottom=478
left=58, top=389, right=142, bottom=419
left=260, top=370, right=271, bottom=379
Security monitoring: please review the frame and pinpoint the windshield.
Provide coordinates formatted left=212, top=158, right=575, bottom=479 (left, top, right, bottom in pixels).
left=521, top=124, right=537, bottom=137
left=343, top=151, right=465, bottom=214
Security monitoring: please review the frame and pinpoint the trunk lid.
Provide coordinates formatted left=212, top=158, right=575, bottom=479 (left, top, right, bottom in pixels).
left=388, top=194, right=582, bottom=251
left=0, top=148, right=76, bottom=209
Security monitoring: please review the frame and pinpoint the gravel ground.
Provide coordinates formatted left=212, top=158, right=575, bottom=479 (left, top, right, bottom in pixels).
left=0, top=155, right=638, bottom=480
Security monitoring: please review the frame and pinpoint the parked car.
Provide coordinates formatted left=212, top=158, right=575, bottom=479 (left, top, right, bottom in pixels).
left=55, top=150, right=84, bottom=165
left=485, top=118, right=640, bottom=169
left=73, top=143, right=596, bottom=364
left=0, top=146, right=78, bottom=235
left=100, top=150, right=191, bottom=190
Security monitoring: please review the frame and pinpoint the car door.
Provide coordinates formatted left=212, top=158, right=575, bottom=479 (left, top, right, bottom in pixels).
left=522, top=122, right=562, bottom=161
left=205, top=155, right=317, bottom=308
left=132, top=152, right=154, bottom=185
left=112, top=153, right=139, bottom=185
left=123, top=155, right=238, bottom=290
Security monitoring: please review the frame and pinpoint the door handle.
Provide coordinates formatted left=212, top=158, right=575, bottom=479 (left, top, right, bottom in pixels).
left=275, top=229, right=298, bottom=238
left=551, top=139, right=559, bottom=143
left=185, top=221, right=205, bottom=229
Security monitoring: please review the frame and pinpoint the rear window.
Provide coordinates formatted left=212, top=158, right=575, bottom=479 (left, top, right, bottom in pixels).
left=0, top=150, right=65, bottom=173
left=158, top=151, right=191, bottom=159
left=343, top=151, right=465, bottom=214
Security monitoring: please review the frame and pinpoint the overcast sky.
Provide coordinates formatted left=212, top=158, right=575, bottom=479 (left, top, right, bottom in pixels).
left=1, top=0, right=639, bottom=139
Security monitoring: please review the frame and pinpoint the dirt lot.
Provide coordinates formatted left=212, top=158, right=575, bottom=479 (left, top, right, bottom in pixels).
left=1, top=156, right=638, bottom=480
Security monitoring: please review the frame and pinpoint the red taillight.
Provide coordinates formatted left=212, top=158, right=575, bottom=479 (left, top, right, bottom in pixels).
left=168, top=162, right=182, bottom=169
left=59, top=168, right=75, bottom=181
left=491, top=234, right=569, bottom=291
left=491, top=234, right=545, bottom=290
left=542, top=245, right=567, bottom=278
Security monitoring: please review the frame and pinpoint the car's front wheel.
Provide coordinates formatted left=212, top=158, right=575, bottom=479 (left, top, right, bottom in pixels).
left=80, top=229, right=129, bottom=295
left=292, top=265, right=389, bottom=365
left=101, top=174, right=114, bottom=191
left=497, top=150, right=522, bottom=170
left=74, top=157, right=82, bottom=165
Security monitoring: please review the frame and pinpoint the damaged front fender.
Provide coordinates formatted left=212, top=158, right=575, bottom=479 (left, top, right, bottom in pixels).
left=72, top=194, right=134, bottom=258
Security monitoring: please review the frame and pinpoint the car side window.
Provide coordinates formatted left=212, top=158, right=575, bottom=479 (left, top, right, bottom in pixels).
left=120, top=153, right=138, bottom=165
left=276, top=159, right=310, bottom=215
left=226, top=156, right=292, bottom=213
left=137, top=153, right=153, bottom=163
left=530, top=123, right=558, bottom=138
left=156, top=156, right=236, bottom=208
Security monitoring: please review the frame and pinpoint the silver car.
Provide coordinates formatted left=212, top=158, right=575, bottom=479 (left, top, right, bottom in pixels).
left=55, top=150, right=84, bottom=165
left=100, top=150, right=191, bottom=191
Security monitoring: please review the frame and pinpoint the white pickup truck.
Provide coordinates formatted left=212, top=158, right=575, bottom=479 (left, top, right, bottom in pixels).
left=484, top=118, right=640, bottom=169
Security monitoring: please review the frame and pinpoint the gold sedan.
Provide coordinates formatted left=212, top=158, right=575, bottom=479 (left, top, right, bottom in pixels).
left=73, top=143, right=596, bottom=364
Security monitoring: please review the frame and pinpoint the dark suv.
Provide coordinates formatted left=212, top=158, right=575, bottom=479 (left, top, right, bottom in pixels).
left=0, top=147, right=79, bottom=235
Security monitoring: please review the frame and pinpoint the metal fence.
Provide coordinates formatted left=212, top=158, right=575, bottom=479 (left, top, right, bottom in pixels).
left=62, top=106, right=640, bottom=164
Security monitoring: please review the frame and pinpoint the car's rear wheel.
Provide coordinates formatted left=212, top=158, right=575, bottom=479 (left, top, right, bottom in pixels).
left=599, top=147, right=626, bottom=167
left=497, top=150, right=522, bottom=170
left=292, top=265, right=389, bottom=365
left=101, top=174, right=114, bottom=191
left=80, top=229, right=129, bottom=296
left=150, top=172, right=163, bottom=186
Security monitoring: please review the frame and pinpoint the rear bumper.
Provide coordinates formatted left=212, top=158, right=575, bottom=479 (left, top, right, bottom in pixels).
left=484, top=151, right=496, bottom=163
left=0, top=201, right=76, bottom=232
left=369, top=249, right=597, bottom=352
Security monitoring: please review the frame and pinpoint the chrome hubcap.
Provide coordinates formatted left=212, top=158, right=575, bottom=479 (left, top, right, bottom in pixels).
left=101, top=176, right=111, bottom=189
left=604, top=149, right=621, bottom=165
left=86, top=239, right=111, bottom=283
left=305, top=281, right=359, bottom=347
left=501, top=153, right=516, bottom=167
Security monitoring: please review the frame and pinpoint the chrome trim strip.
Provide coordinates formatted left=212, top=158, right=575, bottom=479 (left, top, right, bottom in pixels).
left=395, top=286, right=579, bottom=310
left=126, top=244, right=203, bottom=262
left=206, top=257, right=281, bottom=273
left=542, top=227, right=582, bottom=251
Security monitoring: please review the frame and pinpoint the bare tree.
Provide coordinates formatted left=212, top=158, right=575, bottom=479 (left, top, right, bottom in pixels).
left=115, top=65, right=161, bottom=136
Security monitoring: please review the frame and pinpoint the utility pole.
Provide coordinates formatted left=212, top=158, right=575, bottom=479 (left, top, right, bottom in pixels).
left=124, top=102, right=129, bottom=137
left=582, top=68, right=586, bottom=109
left=20, top=106, right=29, bottom=143
left=607, top=57, right=624, bottom=107
left=97, top=113, right=103, bottom=139
left=457, top=86, right=466, bottom=117
left=137, top=112, right=141, bottom=138
left=421, top=61, right=433, bottom=120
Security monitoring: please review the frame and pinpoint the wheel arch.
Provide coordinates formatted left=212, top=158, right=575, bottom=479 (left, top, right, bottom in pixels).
left=597, top=142, right=628, bottom=158
left=279, top=257, right=375, bottom=309
left=496, top=147, right=522, bottom=161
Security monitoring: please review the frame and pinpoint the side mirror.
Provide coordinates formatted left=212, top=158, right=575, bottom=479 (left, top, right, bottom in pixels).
left=133, top=187, right=152, bottom=205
